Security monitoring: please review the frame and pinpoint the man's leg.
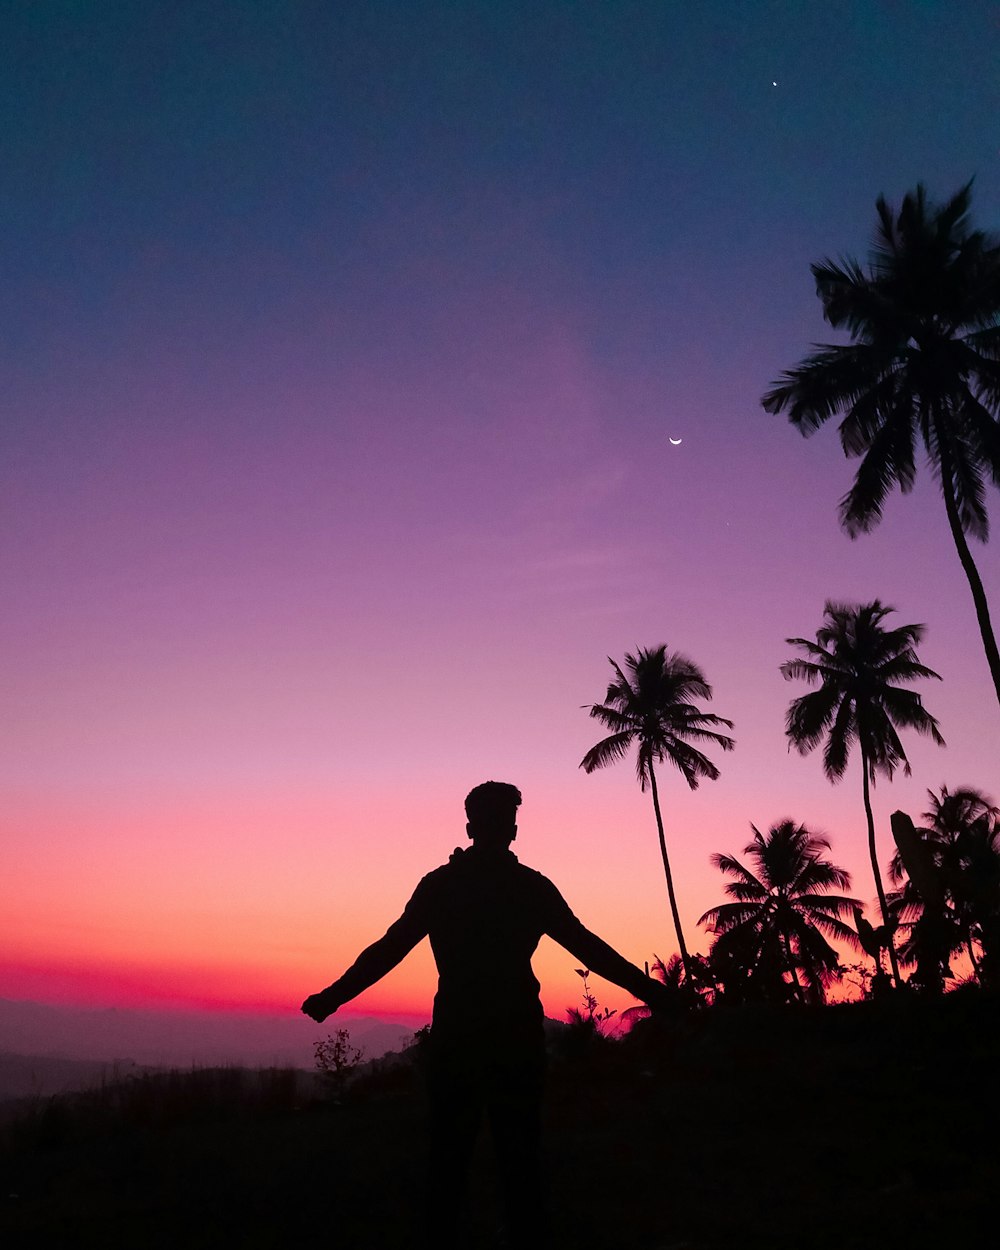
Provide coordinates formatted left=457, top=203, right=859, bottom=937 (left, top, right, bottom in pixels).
left=487, top=1055, right=548, bottom=1247
left=424, top=1050, right=484, bottom=1249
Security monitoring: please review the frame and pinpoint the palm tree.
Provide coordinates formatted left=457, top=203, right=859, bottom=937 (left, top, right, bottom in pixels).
left=955, top=817, right=1000, bottom=987
left=580, top=646, right=735, bottom=993
left=890, top=785, right=999, bottom=881
left=617, top=954, right=692, bottom=1031
left=890, top=786, right=1000, bottom=986
left=782, top=600, right=945, bottom=988
left=698, top=820, right=860, bottom=1005
left=763, top=182, right=1000, bottom=713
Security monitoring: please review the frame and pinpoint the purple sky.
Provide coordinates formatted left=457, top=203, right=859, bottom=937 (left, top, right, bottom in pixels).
left=2, top=2, right=998, bottom=1027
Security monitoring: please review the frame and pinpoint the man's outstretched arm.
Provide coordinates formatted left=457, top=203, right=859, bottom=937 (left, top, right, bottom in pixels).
left=302, top=889, right=429, bottom=1022
left=546, top=906, right=672, bottom=1008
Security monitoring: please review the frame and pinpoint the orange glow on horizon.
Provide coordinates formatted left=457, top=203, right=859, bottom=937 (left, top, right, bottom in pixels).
left=0, top=930, right=666, bottom=1022
left=2, top=762, right=979, bottom=1025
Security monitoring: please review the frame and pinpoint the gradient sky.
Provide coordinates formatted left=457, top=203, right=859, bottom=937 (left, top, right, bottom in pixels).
left=3, top=1, right=999, bottom=1028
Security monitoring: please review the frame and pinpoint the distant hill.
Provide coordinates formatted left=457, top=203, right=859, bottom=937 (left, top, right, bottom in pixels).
left=0, top=997, right=424, bottom=1081
left=0, top=1051, right=138, bottom=1102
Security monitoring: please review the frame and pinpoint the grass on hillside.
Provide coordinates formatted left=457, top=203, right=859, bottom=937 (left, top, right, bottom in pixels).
left=1, top=992, right=997, bottom=1249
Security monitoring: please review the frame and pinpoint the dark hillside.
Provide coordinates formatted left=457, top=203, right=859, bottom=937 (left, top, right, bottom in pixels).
left=2, top=994, right=996, bottom=1249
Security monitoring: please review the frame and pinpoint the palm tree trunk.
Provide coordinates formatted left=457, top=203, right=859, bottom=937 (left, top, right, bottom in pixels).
left=937, top=429, right=1000, bottom=714
left=780, top=930, right=804, bottom=1004
left=861, top=747, right=902, bottom=989
left=648, top=763, right=696, bottom=999
left=967, top=936, right=982, bottom=983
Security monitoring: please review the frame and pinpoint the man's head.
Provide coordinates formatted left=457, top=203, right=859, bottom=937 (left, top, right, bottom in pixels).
left=464, top=781, right=522, bottom=850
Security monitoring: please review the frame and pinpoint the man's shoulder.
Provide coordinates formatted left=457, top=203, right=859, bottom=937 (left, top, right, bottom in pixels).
left=492, top=854, right=567, bottom=902
left=413, top=861, right=455, bottom=890
left=513, top=860, right=559, bottom=890
left=428, top=849, right=561, bottom=892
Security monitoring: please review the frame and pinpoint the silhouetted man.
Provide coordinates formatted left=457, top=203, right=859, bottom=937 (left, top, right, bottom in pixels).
left=302, top=781, right=671, bottom=1248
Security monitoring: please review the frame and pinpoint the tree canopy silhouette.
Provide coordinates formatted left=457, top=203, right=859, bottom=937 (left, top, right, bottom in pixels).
left=781, top=600, right=944, bottom=988
left=890, top=785, right=1000, bottom=990
left=763, top=181, right=1000, bottom=713
left=699, top=819, right=860, bottom=1005
left=580, top=645, right=734, bottom=995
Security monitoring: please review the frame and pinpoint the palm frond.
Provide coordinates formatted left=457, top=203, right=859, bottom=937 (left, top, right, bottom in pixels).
left=960, top=392, right=1000, bottom=488
left=784, top=683, right=844, bottom=759
left=945, top=425, right=990, bottom=541
left=839, top=414, right=915, bottom=536
left=660, top=737, right=722, bottom=790
left=793, top=858, right=854, bottom=893
left=710, top=851, right=762, bottom=885
left=579, top=731, right=634, bottom=774
left=762, top=343, right=886, bottom=434
left=698, top=902, right=765, bottom=932
left=879, top=686, right=945, bottom=747
left=586, top=703, right=639, bottom=733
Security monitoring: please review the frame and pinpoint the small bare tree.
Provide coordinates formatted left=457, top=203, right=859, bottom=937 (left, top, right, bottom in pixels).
left=314, top=1029, right=365, bottom=1103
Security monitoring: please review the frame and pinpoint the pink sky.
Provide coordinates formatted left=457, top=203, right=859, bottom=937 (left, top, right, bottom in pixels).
left=4, top=328, right=996, bottom=1023
left=2, top=4, right=998, bottom=1037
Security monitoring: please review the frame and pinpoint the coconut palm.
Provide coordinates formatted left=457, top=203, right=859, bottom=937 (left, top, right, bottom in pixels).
left=763, top=182, right=1000, bottom=713
left=580, top=646, right=734, bottom=994
left=782, top=600, right=945, bottom=988
left=890, top=786, right=1000, bottom=987
left=890, top=785, right=999, bottom=883
left=617, top=954, right=693, bottom=1031
left=955, top=817, right=1000, bottom=987
left=698, top=820, right=860, bottom=1005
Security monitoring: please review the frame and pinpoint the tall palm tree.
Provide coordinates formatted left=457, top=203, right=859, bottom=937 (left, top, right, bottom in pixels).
left=762, top=182, right=1000, bottom=713
left=580, top=646, right=735, bottom=993
left=698, top=820, right=860, bottom=1005
left=782, top=600, right=945, bottom=988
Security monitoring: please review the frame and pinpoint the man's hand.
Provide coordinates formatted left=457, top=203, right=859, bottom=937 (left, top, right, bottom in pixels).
left=301, top=991, right=337, bottom=1023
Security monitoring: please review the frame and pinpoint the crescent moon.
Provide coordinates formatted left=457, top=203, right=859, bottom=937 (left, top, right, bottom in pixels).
left=669, top=437, right=683, bottom=445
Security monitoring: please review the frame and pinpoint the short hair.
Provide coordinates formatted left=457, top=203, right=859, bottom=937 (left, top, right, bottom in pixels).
left=464, top=781, right=522, bottom=825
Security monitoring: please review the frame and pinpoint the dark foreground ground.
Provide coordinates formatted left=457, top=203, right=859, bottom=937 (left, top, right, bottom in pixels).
left=1, top=992, right=996, bottom=1249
